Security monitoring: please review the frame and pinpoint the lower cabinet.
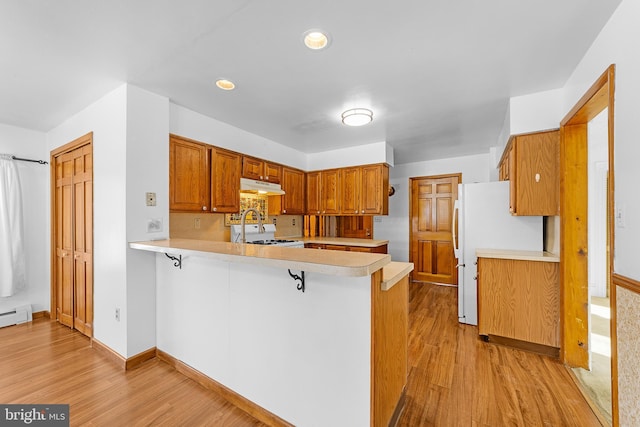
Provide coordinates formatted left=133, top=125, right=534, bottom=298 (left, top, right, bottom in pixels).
left=305, top=243, right=388, bottom=254
left=478, top=257, right=559, bottom=347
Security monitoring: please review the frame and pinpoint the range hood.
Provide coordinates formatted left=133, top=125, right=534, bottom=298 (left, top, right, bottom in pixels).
left=240, top=178, right=285, bottom=195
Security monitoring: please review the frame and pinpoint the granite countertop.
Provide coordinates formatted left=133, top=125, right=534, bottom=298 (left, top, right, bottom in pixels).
left=130, top=238, right=391, bottom=277
left=299, top=236, right=389, bottom=248
left=476, top=248, right=560, bottom=263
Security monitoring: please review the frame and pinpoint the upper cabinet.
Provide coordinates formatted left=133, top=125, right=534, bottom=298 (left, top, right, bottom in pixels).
left=341, top=164, right=389, bottom=215
left=360, top=164, right=389, bottom=215
left=242, top=156, right=282, bottom=184
left=270, top=166, right=305, bottom=215
left=169, top=135, right=210, bottom=212
left=306, top=171, right=321, bottom=215
left=499, top=130, right=559, bottom=216
left=211, top=147, right=241, bottom=213
left=321, top=169, right=341, bottom=215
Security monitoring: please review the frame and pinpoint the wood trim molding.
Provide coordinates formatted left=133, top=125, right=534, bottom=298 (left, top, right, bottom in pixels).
left=561, top=65, right=615, bottom=126
left=91, top=339, right=158, bottom=371
left=156, top=349, right=293, bottom=427
left=91, top=338, right=126, bottom=370
left=32, top=311, right=50, bottom=320
left=613, top=273, right=640, bottom=294
left=125, top=347, right=157, bottom=370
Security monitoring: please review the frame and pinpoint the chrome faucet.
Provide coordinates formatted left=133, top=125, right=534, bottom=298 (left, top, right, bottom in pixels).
left=240, top=208, right=264, bottom=243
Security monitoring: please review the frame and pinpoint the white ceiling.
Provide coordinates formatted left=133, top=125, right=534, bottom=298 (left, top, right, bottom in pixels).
left=0, top=0, right=622, bottom=164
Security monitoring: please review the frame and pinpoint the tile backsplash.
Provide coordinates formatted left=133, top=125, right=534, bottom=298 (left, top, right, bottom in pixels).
left=170, top=212, right=303, bottom=241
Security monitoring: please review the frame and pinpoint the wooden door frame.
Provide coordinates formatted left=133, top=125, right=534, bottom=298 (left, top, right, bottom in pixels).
left=559, top=65, right=616, bottom=423
left=408, top=173, right=462, bottom=284
left=50, top=132, right=94, bottom=334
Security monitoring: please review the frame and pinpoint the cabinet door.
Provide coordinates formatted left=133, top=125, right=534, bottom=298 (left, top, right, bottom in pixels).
left=341, top=167, right=361, bottom=215
left=514, top=131, right=560, bottom=215
left=321, top=169, right=341, bottom=215
left=211, top=148, right=241, bottom=213
left=281, top=167, right=305, bottom=214
left=170, top=136, right=210, bottom=212
left=242, top=156, right=264, bottom=180
left=306, top=171, right=321, bottom=215
left=361, top=164, right=388, bottom=215
left=264, top=161, right=282, bottom=184
left=478, top=257, right=559, bottom=347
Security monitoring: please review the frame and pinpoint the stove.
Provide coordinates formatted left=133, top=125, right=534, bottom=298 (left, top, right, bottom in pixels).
left=230, top=224, right=304, bottom=248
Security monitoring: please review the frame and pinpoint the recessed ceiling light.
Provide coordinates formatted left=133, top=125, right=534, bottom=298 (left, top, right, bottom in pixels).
left=303, top=30, right=330, bottom=50
left=341, top=108, right=373, bottom=126
left=215, top=79, right=235, bottom=90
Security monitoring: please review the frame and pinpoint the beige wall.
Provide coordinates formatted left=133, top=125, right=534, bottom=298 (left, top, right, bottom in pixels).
left=170, top=213, right=303, bottom=241
left=616, top=286, right=640, bottom=426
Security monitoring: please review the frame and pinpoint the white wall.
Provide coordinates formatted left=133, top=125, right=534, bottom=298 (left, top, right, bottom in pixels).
left=0, top=124, right=49, bottom=314
left=561, top=0, right=640, bottom=280
left=170, top=104, right=307, bottom=171
left=307, top=141, right=392, bottom=171
left=47, top=85, right=129, bottom=356
left=509, top=88, right=564, bottom=136
left=125, top=86, right=169, bottom=356
left=374, top=153, right=492, bottom=261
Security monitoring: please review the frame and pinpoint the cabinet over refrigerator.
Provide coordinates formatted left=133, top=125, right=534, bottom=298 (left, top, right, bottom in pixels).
left=453, top=181, right=543, bottom=325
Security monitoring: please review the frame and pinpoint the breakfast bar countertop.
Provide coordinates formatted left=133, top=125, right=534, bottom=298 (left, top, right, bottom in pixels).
left=130, top=238, right=391, bottom=277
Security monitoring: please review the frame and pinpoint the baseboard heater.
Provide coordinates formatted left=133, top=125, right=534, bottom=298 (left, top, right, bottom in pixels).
left=0, top=305, right=33, bottom=328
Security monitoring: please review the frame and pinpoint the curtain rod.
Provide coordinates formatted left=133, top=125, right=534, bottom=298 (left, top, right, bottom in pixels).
left=11, top=155, right=49, bottom=165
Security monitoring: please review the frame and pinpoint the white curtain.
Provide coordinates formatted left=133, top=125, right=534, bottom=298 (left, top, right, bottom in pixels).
left=0, top=155, right=26, bottom=297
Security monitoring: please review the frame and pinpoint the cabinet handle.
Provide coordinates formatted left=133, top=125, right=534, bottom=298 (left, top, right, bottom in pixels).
left=535, top=173, right=541, bottom=182
left=260, top=176, right=264, bottom=180
left=355, top=210, right=358, bottom=214
left=361, top=210, right=365, bottom=214
left=283, top=209, right=287, bottom=213
left=202, top=206, right=207, bottom=211
left=213, top=207, right=217, bottom=212
left=317, top=210, right=320, bottom=214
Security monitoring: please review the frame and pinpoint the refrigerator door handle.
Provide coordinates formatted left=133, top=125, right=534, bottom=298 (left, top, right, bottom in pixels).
left=452, top=199, right=460, bottom=259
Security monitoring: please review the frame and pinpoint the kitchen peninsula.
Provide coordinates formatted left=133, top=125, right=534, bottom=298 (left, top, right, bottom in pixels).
left=130, top=238, right=412, bottom=427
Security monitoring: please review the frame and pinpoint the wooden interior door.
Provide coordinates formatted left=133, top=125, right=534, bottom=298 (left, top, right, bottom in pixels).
left=72, top=145, right=93, bottom=336
left=410, top=174, right=460, bottom=285
left=52, top=133, right=93, bottom=337
left=55, top=151, right=75, bottom=328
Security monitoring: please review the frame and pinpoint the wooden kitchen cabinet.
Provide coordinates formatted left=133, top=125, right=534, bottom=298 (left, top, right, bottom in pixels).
left=169, top=135, right=210, bottom=212
left=321, top=169, right=341, bottom=215
left=306, top=171, right=321, bottom=215
left=304, top=242, right=388, bottom=253
left=499, top=130, right=559, bottom=215
left=477, top=257, right=560, bottom=348
left=242, top=156, right=281, bottom=183
left=269, top=166, right=305, bottom=215
left=361, top=164, right=389, bottom=215
left=211, top=147, right=241, bottom=213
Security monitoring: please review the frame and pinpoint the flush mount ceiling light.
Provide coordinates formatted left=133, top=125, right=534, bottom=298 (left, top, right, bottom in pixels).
left=341, top=108, right=373, bottom=126
left=215, top=79, right=235, bottom=90
left=303, top=29, right=330, bottom=50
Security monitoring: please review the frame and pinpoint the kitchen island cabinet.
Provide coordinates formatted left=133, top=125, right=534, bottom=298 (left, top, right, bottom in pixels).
left=477, top=249, right=560, bottom=350
left=130, top=239, right=411, bottom=427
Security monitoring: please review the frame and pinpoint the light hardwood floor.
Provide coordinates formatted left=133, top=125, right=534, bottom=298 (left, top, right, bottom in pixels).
left=0, top=283, right=601, bottom=426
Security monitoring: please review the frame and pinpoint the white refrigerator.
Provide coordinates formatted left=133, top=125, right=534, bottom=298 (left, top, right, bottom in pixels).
left=453, top=181, right=543, bottom=325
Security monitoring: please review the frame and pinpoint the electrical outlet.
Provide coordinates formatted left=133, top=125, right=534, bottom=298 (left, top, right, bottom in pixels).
left=292, top=218, right=296, bottom=226
left=194, top=218, right=201, bottom=229
left=147, top=218, right=163, bottom=233
left=115, top=308, right=120, bottom=321
left=374, top=216, right=382, bottom=223
left=146, top=192, right=156, bottom=206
